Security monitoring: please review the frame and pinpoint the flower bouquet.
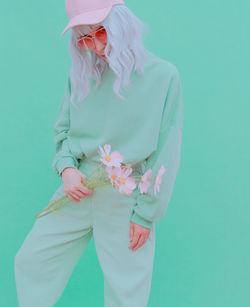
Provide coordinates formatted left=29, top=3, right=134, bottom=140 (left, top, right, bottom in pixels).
left=34, top=144, right=165, bottom=219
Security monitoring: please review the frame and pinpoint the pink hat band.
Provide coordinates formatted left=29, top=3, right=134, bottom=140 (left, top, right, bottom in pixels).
left=61, top=0, right=125, bottom=36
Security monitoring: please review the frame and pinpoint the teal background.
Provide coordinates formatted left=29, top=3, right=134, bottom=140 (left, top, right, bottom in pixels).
left=1, top=0, right=249, bottom=306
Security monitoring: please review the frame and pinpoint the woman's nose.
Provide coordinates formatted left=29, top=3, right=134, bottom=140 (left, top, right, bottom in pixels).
left=93, top=38, right=105, bottom=52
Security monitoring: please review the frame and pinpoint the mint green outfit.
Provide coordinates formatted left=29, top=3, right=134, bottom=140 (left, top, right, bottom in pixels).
left=52, top=51, right=183, bottom=229
left=14, top=51, right=183, bottom=307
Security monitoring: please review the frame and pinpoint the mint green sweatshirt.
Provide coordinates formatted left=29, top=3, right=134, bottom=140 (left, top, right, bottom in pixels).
left=52, top=51, right=183, bottom=229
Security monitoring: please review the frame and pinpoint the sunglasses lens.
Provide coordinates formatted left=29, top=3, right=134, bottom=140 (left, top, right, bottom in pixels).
left=83, top=37, right=93, bottom=47
left=96, top=29, right=106, bottom=41
left=78, top=27, right=106, bottom=50
left=77, top=39, right=87, bottom=51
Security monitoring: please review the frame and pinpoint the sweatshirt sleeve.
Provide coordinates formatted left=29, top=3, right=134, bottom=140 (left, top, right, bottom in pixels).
left=52, top=76, right=80, bottom=177
left=130, top=68, right=183, bottom=229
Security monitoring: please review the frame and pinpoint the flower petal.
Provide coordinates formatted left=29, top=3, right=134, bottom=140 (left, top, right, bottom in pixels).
left=126, top=177, right=136, bottom=190
left=98, top=145, right=105, bottom=157
left=103, top=144, right=111, bottom=155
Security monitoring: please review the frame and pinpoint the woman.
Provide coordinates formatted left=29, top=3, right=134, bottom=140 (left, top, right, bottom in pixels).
left=14, top=0, right=183, bottom=306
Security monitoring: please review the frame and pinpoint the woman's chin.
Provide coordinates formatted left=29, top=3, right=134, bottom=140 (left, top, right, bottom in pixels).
left=100, top=54, right=108, bottom=62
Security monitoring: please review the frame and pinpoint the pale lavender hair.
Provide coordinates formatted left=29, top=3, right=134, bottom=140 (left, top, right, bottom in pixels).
left=67, top=4, right=149, bottom=110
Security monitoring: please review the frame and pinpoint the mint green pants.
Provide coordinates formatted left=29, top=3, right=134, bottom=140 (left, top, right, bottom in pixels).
left=14, top=159, right=156, bottom=307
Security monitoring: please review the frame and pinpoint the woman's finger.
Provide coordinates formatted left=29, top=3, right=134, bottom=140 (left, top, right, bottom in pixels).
left=132, top=234, right=147, bottom=251
left=67, top=192, right=81, bottom=202
left=72, top=190, right=88, bottom=199
left=77, top=183, right=94, bottom=195
left=128, top=231, right=141, bottom=249
left=130, top=222, right=134, bottom=242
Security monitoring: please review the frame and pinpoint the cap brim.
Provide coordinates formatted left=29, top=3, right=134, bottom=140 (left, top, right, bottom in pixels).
left=61, top=6, right=111, bottom=36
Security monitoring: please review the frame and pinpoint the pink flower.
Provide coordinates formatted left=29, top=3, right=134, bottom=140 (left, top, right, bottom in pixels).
left=105, top=166, right=121, bottom=188
left=98, top=144, right=123, bottom=167
left=138, top=169, right=152, bottom=194
left=154, top=165, right=166, bottom=195
left=116, top=166, right=136, bottom=195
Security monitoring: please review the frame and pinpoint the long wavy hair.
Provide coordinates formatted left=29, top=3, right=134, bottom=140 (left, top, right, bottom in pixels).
left=67, top=4, right=149, bottom=110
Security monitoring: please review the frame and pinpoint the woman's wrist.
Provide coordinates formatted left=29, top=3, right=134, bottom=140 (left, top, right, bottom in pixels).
left=60, top=167, right=76, bottom=177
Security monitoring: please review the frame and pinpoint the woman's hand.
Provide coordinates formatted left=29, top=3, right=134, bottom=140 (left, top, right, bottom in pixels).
left=128, top=222, right=151, bottom=251
left=61, top=167, right=94, bottom=202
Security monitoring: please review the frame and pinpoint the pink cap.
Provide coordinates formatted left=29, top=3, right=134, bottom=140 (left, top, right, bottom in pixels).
left=61, top=0, right=125, bottom=36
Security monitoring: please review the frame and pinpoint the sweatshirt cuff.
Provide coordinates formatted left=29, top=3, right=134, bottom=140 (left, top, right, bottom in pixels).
left=130, top=210, right=153, bottom=229
left=54, top=157, right=77, bottom=177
